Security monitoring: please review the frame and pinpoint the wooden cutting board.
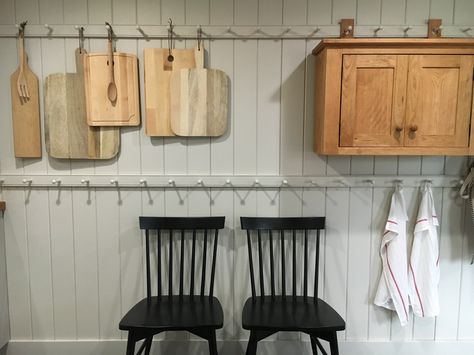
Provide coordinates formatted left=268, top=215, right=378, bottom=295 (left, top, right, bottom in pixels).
left=144, top=48, right=200, bottom=136
left=84, top=51, right=140, bottom=126
left=10, top=33, right=41, bottom=158
left=45, top=48, right=120, bottom=159
left=170, top=46, right=229, bottom=137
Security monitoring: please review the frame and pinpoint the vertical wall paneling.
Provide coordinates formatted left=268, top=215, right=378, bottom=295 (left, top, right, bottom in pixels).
left=233, top=40, right=257, bottom=175
left=0, top=210, right=10, bottom=346
left=209, top=0, right=233, bottom=25
left=283, top=0, right=307, bottom=25
left=357, top=0, right=382, bottom=24
left=3, top=189, right=32, bottom=339
left=233, top=189, right=256, bottom=339
left=112, top=0, right=137, bottom=25
left=96, top=189, right=121, bottom=339
left=258, top=0, right=283, bottom=25
left=137, top=0, right=162, bottom=25
left=374, top=157, right=398, bottom=175
left=63, top=0, right=88, bottom=24
left=15, top=0, right=40, bottom=24
left=88, top=0, right=112, bottom=24
left=185, top=0, right=210, bottom=25
left=26, top=189, right=54, bottom=339
left=350, top=157, right=374, bottom=175
left=280, top=40, right=306, bottom=176
left=257, top=40, right=281, bottom=175
left=453, top=0, right=474, bottom=25
left=307, top=0, right=332, bottom=25
left=381, top=0, right=406, bottom=25
left=303, top=39, right=328, bottom=176
left=324, top=188, right=350, bottom=339
left=233, top=0, right=258, bottom=25
left=457, top=207, right=474, bottom=339
left=345, top=187, right=372, bottom=340
left=332, top=0, right=357, bottom=24
left=161, top=0, right=185, bottom=25
left=72, top=188, right=100, bottom=339
left=0, top=0, right=14, bottom=24
left=49, top=188, right=77, bottom=339
left=210, top=189, right=234, bottom=339
left=405, top=0, right=430, bottom=25
left=398, top=157, right=422, bottom=175
left=38, top=0, right=64, bottom=24
left=429, top=0, right=454, bottom=24
left=422, top=157, right=446, bottom=175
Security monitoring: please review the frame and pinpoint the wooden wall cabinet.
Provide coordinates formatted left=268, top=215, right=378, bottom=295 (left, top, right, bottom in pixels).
left=312, top=39, right=474, bottom=155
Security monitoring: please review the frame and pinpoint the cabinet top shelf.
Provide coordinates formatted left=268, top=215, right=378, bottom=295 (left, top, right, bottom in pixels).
left=312, top=38, right=474, bottom=55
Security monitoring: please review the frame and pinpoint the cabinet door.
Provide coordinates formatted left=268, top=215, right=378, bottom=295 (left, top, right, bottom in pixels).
left=340, top=55, right=408, bottom=147
left=405, top=55, right=474, bottom=148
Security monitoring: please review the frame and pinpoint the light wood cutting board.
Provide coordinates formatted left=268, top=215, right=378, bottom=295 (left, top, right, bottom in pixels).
left=144, top=48, right=200, bottom=136
left=10, top=31, right=41, bottom=158
left=84, top=52, right=140, bottom=126
left=45, top=48, right=120, bottom=159
left=170, top=46, right=229, bottom=137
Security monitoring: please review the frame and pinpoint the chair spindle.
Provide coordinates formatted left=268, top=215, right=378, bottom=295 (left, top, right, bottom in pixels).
left=247, top=230, right=256, bottom=299
left=190, top=229, right=196, bottom=296
left=169, top=229, right=173, bottom=296
left=179, top=230, right=185, bottom=297
left=257, top=230, right=265, bottom=297
left=200, top=229, right=208, bottom=296
left=292, top=230, right=297, bottom=300
left=209, top=229, right=219, bottom=297
left=304, top=229, right=308, bottom=300
left=314, top=229, right=320, bottom=300
left=157, top=230, right=162, bottom=297
left=269, top=230, right=275, bottom=298
left=281, top=230, right=286, bottom=298
left=145, top=230, right=151, bottom=300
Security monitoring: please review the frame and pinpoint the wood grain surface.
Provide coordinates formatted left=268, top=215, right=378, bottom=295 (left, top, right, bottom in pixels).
left=45, top=49, right=119, bottom=159
left=170, top=57, right=229, bottom=137
left=144, top=48, right=198, bottom=136
left=84, top=52, right=140, bottom=126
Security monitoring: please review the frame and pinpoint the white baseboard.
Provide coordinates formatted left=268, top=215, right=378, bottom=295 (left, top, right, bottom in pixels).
left=4, top=340, right=474, bottom=355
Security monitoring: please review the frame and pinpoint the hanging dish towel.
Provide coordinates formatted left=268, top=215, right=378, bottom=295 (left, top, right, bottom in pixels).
left=408, top=183, right=440, bottom=317
left=374, top=185, right=410, bottom=326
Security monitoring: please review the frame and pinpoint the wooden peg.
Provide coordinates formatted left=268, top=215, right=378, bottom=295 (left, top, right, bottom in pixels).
left=340, top=19, right=354, bottom=38
left=0, top=201, right=6, bottom=212
left=428, top=19, right=442, bottom=38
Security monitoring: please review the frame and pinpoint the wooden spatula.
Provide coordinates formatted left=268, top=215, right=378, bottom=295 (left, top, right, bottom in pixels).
left=170, top=45, right=229, bottom=137
left=10, top=21, right=41, bottom=158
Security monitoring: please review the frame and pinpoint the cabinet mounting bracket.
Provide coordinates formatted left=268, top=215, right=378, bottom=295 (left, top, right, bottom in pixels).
left=428, top=19, right=442, bottom=38
left=339, top=19, right=354, bottom=38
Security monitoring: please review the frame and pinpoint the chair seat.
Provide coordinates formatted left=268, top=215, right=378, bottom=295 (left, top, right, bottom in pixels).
left=119, top=296, right=224, bottom=331
left=242, top=296, right=345, bottom=332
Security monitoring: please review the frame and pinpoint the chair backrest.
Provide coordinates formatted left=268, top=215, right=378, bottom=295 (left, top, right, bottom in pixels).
left=139, top=216, right=225, bottom=299
left=240, top=217, right=325, bottom=300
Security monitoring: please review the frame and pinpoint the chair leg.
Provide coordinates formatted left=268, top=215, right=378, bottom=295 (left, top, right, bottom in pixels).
left=126, top=332, right=136, bottom=355
left=310, top=335, right=318, bottom=355
left=329, top=332, right=339, bottom=355
left=207, top=329, right=218, bottom=355
left=144, top=336, right=153, bottom=355
left=245, top=331, right=258, bottom=355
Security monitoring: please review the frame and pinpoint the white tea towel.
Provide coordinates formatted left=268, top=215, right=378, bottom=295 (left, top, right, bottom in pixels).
left=374, top=185, right=410, bottom=326
left=409, top=183, right=440, bottom=317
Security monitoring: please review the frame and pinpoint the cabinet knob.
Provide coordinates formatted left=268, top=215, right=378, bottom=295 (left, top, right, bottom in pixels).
left=410, top=125, right=418, bottom=132
left=395, top=126, right=403, bottom=132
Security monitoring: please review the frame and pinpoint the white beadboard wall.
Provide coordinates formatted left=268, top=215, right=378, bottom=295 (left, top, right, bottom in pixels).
left=0, top=0, right=474, bottom=354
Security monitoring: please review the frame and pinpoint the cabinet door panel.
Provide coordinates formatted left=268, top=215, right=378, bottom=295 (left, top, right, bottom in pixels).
left=405, top=55, right=473, bottom=148
left=340, top=54, right=408, bottom=147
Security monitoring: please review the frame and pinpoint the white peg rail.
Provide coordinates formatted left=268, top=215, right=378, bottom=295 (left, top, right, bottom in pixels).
left=0, top=175, right=463, bottom=189
left=0, top=24, right=473, bottom=39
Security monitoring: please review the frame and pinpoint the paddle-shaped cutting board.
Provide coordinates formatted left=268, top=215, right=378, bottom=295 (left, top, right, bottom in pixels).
left=84, top=51, right=140, bottom=126
left=44, top=48, right=120, bottom=159
left=10, top=34, right=41, bottom=158
left=170, top=46, right=229, bottom=137
left=144, top=48, right=200, bottom=136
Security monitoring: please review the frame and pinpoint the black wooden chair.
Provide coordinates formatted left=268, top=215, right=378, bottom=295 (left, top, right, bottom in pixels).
left=240, top=217, right=345, bottom=355
left=119, top=216, right=226, bottom=355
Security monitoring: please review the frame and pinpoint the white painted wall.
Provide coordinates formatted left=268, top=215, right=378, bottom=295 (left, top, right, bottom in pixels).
left=0, top=0, right=474, bottom=354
